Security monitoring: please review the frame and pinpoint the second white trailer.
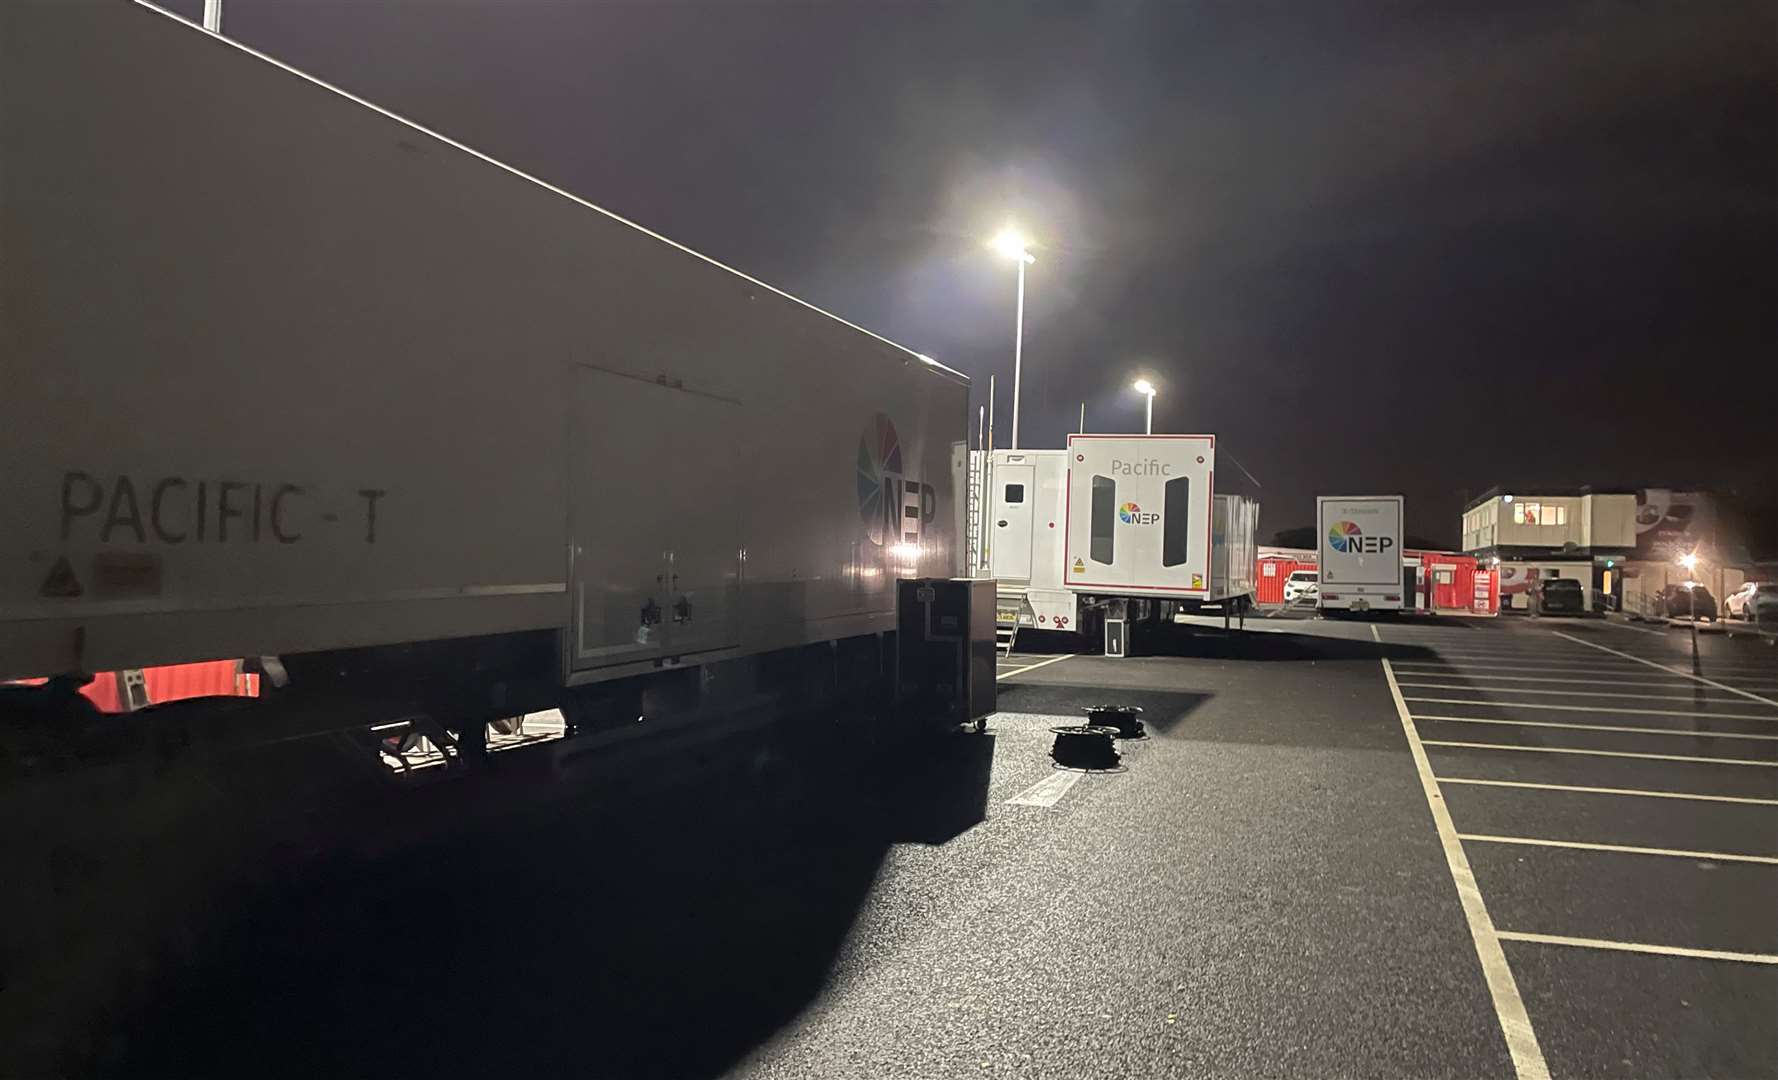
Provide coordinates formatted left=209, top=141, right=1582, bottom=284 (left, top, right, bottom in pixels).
left=1316, top=496, right=1406, bottom=613
left=976, top=435, right=1257, bottom=654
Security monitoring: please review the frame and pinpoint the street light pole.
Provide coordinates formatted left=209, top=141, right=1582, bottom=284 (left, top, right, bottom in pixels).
left=987, top=374, right=995, bottom=451
left=990, top=228, right=1035, bottom=450
left=1132, top=379, right=1157, bottom=434
left=1689, top=584, right=1700, bottom=673
left=1012, top=255, right=1026, bottom=450
left=1680, top=552, right=1702, bottom=674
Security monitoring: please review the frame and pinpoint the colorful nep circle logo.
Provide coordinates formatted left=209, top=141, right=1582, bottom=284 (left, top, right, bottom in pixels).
left=1327, top=520, right=1364, bottom=552
left=856, top=412, right=905, bottom=546
left=1118, top=501, right=1142, bottom=524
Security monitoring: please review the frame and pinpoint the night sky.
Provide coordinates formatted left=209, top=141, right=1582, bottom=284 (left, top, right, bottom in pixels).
left=160, top=0, right=1775, bottom=547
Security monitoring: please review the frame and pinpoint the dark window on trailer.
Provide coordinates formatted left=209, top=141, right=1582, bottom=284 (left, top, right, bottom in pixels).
left=1162, top=476, right=1190, bottom=567
left=1004, top=484, right=1025, bottom=504
left=1091, top=475, right=1116, bottom=564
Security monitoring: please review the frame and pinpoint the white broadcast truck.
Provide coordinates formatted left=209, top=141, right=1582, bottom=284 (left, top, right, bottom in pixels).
left=1316, top=495, right=1406, bottom=614
left=0, top=2, right=989, bottom=747
left=974, top=435, right=1258, bottom=656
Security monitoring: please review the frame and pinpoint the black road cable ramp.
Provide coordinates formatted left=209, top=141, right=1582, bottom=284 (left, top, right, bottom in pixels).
left=1048, top=724, right=1122, bottom=771
left=1084, top=704, right=1145, bottom=739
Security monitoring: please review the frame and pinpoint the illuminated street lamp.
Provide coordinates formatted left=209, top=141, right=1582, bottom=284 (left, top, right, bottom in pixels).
left=1679, top=551, right=1703, bottom=671
left=1132, top=379, right=1157, bottom=434
left=989, top=227, right=1035, bottom=449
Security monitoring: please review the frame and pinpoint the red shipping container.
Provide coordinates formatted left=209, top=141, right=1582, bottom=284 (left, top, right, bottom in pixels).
left=1256, top=556, right=1316, bottom=606
left=142, top=660, right=244, bottom=703
left=3, top=660, right=256, bottom=713
left=1403, top=551, right=1498, bottom=616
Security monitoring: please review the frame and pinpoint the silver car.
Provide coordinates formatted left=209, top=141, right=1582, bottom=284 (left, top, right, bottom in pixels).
left=1725, top=581, right=1778, bottom=622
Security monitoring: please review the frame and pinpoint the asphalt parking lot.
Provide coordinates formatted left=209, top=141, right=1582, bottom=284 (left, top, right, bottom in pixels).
left=1370, top=615, right=1777, bottom=1080
left=739, top=613, right=1776, bottom=1080
left=46, top=614, right=1775, bottom=1079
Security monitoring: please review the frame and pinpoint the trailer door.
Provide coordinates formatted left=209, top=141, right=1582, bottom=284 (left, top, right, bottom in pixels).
left=992, top=463, right=1035, bottom=580
left=569, top=367, right=742, bottom=670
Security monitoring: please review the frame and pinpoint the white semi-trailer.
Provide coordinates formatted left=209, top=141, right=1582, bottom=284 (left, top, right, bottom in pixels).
left=0, top=3, right=978, bottom=741
left=976, top=435, right=1258, bottom=655
left=1316, top=496, right=1406, bottom=613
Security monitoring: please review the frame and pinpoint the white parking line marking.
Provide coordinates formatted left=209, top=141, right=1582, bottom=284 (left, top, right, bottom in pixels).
left=1381, top=656, right=1550, bottom=1080
left=1392, top=671, right=1756, bottom=689
left=1403, top=697, right=1777, bottom=722
left=1394, top=663, right=1730, bottom=679
left=1458, top=833, right=1778, bottom=866
left=1396, top=674, right=1778, bottom=696
left=1412, top=714, right=1778, bottom=742
left=1421, top=740, right=1778, bottom=768
left=1553, top=633, right=1778, bottom=708
left=1006, top=770, right=1085, bottom=807
left=1398, top=682, right=1750, bottom=703
left=1407, top=650, right=1778, bottom=672
left=1420, top=657, right=1778, bottom=676
left=1410, top=644, right=1637, bottom=653
left=997, top=655, right=1073, bottom=680
left=1435, top=777, right=1778, bottom=807
left=1496, top=931, right=1778, bottom=966
left=1401, top=649, right=1649, bottom=659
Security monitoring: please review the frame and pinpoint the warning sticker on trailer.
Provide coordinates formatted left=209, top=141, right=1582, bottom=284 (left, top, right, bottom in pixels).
left=1072, top=557, right=1086, bottom=574
left=1192, top=573, right=1204, bottom=589
left=39, top=556, right=83, bottom=598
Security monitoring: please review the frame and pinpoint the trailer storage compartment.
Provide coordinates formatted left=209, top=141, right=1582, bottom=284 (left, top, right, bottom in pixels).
left=1211, top=495, right=1260, bottom=603
left=0, top=3, right=967, bottom=698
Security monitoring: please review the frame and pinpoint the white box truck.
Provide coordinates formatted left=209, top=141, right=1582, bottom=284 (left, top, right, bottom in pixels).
left=1, top=3, right=976, bottom=740
left=1316, top=496, right=1405, bottom=613
left=975, top=435, right=1258, bottom=654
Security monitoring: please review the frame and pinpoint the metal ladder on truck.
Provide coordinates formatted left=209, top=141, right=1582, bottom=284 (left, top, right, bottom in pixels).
left=966, top=449, right=991, bottom=576
left=970, top=450, right=1015, bottom=655
left=994, top=584, right=1022, bottom=657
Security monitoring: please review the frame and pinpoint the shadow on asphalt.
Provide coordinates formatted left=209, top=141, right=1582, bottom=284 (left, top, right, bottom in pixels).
left=30, top=718, right=997, bottom=1080
left=1141, top=623, right=1440, bottom=664
left=996, top=682, right=1212, bottom=734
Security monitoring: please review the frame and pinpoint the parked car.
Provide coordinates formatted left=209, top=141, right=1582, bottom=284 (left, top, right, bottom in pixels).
left=1284, top=569, right=1320, bottom=605
left=1653, top=584, right=1718, bottom=622
left=1537, top=577, right=1586, bottom=615
left=1725, top=581, right=1778, bottom=622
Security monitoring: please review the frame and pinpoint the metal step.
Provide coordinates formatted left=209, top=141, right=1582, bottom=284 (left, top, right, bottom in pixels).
left=995, top=622, right=1018, bottom=657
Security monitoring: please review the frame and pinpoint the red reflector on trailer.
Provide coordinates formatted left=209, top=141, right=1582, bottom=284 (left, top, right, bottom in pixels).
left=1385, top=595, right=1401, bottom=602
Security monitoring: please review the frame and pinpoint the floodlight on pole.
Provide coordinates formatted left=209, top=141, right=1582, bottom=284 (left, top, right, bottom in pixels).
left=1132, top=379, right=1157, bottom=434
left=989, top=227, right=1035, bottom=449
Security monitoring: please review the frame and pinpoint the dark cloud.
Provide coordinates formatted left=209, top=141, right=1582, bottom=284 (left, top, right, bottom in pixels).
left=162, top=0, right=1775, bottom=544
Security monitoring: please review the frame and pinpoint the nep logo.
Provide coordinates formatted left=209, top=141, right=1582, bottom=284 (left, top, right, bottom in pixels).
left=1119, top=501, right=1159, bottom=526
left=856, top=412, right=933, bottom=546
left=1328, top=520, right=1394, bottom=554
